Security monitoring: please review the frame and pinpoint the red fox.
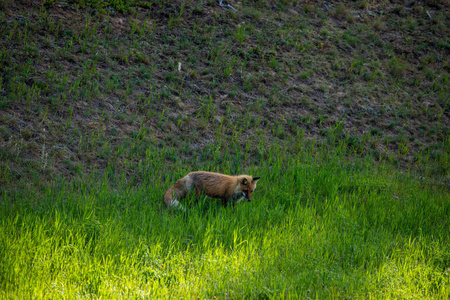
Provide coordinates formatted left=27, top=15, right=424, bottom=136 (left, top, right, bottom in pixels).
left=164, top=171, right=260, bottom=209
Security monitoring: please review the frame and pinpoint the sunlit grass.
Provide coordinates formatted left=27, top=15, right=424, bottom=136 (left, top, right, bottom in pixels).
left=1, top=143, right=448, bottom=298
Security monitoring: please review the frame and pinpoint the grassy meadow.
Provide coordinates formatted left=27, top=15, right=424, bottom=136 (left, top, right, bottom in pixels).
left=0, top=0, right=449, bottom=298
left=1, top=142, right=449, bottom=298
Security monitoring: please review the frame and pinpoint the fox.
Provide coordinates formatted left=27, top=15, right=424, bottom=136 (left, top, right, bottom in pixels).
left=164, top=171, right=260, bottom=209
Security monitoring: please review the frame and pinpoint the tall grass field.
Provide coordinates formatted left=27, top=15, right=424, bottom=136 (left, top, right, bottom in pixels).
left=1, top=143, right=448, bottom=299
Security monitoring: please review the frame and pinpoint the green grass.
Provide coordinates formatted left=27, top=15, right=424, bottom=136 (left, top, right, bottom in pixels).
left=1, top=143, right=449, bottom=298
left=0, top=1, right=449, bottom=298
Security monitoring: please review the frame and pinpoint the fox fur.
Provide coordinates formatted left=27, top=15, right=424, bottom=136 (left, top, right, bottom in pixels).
left=164, top=171, right=260, bottom=209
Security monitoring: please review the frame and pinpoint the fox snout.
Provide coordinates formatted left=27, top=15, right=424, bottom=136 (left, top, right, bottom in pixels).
left=242, top=191, right=251, bottom=202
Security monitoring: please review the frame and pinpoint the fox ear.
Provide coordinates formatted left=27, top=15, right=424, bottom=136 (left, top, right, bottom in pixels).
left=241, top=178, right=248, bottom=185
left=253, top=177, right=260, bottom=182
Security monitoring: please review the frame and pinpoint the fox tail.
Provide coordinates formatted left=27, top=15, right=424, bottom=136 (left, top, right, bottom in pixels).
left=164, top=181, right=187, bottom=211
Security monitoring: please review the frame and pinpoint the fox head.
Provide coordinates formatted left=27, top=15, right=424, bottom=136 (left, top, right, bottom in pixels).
left=239, top=176, right=260, bottom=202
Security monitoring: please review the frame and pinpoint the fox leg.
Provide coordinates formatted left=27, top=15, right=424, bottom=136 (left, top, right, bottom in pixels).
left=223, top=192, right=245, bottom=207
left=194, top=189, right=202, bottom=205
left=222, top=197, right=230, bottom=207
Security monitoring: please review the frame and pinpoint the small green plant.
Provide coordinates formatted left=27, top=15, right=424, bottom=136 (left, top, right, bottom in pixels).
left=334, top=3, right=349, bottom=18
left=234, top=23, right=246, bottom=44
left=0, top=0, right=12, bottom=10
left=388, top=57, right=410, bottom=78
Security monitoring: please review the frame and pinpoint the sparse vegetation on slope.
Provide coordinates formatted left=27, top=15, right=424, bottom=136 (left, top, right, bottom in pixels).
left=0, top=0, right=448, bottom=188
